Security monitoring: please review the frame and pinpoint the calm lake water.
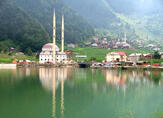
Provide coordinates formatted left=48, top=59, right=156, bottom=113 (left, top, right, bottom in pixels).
left=0, top=67, right=163, bottom=118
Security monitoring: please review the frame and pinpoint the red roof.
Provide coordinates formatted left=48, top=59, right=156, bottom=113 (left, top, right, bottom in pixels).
left=114, top=51, right=126, bottom=56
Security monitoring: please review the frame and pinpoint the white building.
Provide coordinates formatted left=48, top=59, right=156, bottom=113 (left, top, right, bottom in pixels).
left=39, top=11, right=67, bottom=64
left=128, top=53, right=142, bottom=62
left=106, top=52, right=128, bottom=62
left=39, top=43, right=67, bottom=64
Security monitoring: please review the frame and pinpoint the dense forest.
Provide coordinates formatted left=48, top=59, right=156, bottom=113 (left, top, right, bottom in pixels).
left=13, top=0, right=95, bottom=44
left=0, top=0, right=95, bottom=53
left=0, top=0, right=50, bottom=52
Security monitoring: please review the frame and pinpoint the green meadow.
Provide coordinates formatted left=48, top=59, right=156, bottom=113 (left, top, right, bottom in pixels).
left=0, top=53, right=38, bottom=63
left=67, top=47, right=150, bottom=62
left=0, top=47, right=161, bottom=63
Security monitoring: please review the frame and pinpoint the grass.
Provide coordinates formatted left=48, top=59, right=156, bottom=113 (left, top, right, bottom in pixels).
left=0, top=53, right=38, bottom=63
left=140, top=59, right=163, bottom=64
left=0, top=58, right=13, bottom=63
left=67, top=47, right=150, bottom=62
left=0, top=47, right=157, bottom=63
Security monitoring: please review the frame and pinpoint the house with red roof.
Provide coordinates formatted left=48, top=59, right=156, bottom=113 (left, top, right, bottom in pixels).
left=106, top=51, right=128, bottom=62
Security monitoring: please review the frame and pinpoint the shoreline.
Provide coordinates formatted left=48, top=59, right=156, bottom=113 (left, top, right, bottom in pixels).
left=90, top=66, right=163, bottom=70
left=1, top=63, right=163, bottom=71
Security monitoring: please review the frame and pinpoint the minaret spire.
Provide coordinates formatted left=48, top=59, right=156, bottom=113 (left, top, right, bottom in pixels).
left=53, top=9, right=56, bottom=64
left=61, top=14, right=64, bottom=53
left=124, top=33, right=127, bottom=43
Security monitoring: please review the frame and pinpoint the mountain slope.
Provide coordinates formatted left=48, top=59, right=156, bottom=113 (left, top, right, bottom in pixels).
left=63, top=0, right=138, bottom=39
left=64, top=0, right=163, bottom=47
left=0, top=0, right=50, bottom=52
left=104, top=0, right=163, bottom=45
left=13, top=0, right=95, bottom=44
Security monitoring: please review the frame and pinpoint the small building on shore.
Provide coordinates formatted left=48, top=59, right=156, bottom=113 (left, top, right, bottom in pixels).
left=128, top=53, right=143, bottom=62
left=106, top=51, right=128, bottom=62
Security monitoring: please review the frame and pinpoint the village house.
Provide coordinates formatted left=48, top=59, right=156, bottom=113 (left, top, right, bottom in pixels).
left=145, top=44, right=156, bottom=49
left=91, top=43, right=98, bottom=47
left=85, top=42, right=92, bottom=46
left=65, top=50, right=74, bottom=58
left=128, top=53, right=143, bottom=62
left=143, top=53, right=152, bottom=59
left=93, top=37, right=99, bottom=43
left=160, top=52, right=163, bottom=59
left=153, top=48, right=160, bottom=51
left=106, top=52, right=128, bottom=62
left=67, top=43, right=75, bottom=48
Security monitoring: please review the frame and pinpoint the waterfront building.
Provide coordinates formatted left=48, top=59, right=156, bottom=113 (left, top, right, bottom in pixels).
left=39, top=10, right=67, bottom=64
left=39, top=43, right=67, bottom=63
left=106, top=52, right=128, bottom=62
left=128, top=53, right=143, bottom=62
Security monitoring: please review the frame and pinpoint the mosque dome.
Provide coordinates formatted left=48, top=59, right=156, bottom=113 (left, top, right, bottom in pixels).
left=42, top=43, right=59, bottom=52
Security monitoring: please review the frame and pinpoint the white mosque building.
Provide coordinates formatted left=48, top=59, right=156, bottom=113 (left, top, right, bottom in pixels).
left=39, top=10, right=67, bottom=64
left=39, top=43, right=67, bottom=64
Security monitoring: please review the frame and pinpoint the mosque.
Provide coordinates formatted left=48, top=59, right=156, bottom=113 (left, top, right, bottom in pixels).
left=39, top=10, right=67, bottom=64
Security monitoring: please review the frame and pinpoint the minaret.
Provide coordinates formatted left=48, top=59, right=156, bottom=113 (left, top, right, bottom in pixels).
left=61, top=14, right=64, bottom=53
left=124, top=33, right=127, bottom=43
left=53, top=9, right=56, bottom=64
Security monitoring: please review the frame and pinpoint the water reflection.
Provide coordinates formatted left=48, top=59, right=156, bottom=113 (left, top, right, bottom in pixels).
left=39, top=67, right=73, bottom=118
left=52, top=68, right=56, bottom=118
left=103, top=70, right=163, bottom=87
left=0, top=68, right=163, bottom=118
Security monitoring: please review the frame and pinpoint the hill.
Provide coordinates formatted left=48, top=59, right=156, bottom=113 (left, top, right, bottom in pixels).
left=0, top=0, right=50, bottom=52
left=0, top=0, right=95, bottom=53
left=64, top=0, right=163, bottom=47
left=13, top=0, right=95, bottom=44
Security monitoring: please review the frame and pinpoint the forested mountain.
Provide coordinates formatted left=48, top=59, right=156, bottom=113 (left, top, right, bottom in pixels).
left=0, top=0, right=95, bottom=52
left=13, top=0, right=95, bottom=44
left=1, top=0, right=163, bottom=52
left=0, top=0, right=50, bottom=52
left=64, top=0, right=163, bottom=46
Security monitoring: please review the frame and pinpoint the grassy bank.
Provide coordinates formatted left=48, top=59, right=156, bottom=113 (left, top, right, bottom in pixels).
left=67, top=47, right=150, bottom=62
left=140, top=59, right=163, bottom=64
left=0, top=53, right=38, bottom=63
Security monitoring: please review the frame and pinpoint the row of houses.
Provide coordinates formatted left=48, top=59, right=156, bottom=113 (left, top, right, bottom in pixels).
left=90, top=37, right=132, bottom=49
left=105, top=51, right=163, bottom=63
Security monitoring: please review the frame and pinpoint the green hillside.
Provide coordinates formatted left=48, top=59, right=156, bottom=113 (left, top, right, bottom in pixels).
left=0, top=0, right=95, bottom=53
left=104, top=0, right=163, bottom=45
left=64, top=0, right=163, bottom=47
left=0, top=0, right=50, bottom=52
left=68, top=47, right=150, bottom=62
left=13, top=0, right=95, bottom=44
left=0, top=0, right=163, bottom=53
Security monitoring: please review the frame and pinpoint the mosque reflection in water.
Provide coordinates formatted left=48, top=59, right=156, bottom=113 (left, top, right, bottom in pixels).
left=39, top=67, right=73, bottom=118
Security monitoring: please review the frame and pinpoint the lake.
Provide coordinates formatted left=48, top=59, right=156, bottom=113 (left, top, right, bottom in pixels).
left=0, top=67, right=163, bottom=118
